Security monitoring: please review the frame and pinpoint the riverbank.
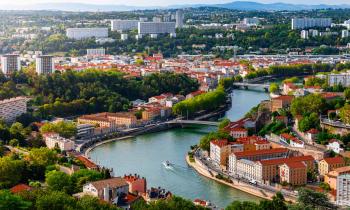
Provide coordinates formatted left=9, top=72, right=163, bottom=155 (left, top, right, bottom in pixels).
left=186, top=155, right=297, bottom=203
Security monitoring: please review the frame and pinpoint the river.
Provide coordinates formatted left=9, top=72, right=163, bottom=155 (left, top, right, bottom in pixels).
left=89, top=89, right=269, bottom=208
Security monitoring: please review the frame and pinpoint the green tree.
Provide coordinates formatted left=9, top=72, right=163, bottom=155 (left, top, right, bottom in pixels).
left=9, top=139, right=19, bottom=147
left=70, top=169, right=104, bottom=193
left=35, top=191, right=76, bottom=210
left=28, top=147, right=57, bottom=167
left=225, top=201, right=259, bottom=210
left=0, top=157, right=25, bottom=188
left=0, top=190, right=31, bottom=210
left=45, top=170, right=72, bottom=194
left=344, top=88, right=350, bottom=100
left=76, top=195, right=119, bottom=210
left=269, top=83, right=279, bottom=93
left=40, top=121, right=77, bottom=138
left=339, top=104, right=350, bottom=125
left=297, top=188, right=335, bottom=210
left=219, top=118, right=231, bottom=130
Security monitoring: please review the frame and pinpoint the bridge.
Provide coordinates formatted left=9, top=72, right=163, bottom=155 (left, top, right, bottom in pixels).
left=166, top=119, right=219, bottom=126
left=233, top=82, right=270, bottom=91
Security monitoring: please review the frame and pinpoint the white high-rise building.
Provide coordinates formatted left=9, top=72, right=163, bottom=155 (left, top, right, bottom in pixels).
left=0, top=97, right=30, bottom=123
left=342, top=30, right=349, bottom=38
left=111, top=20, right=139, bottom=31
left=36, top=55, right=54, bottom=75
left=301, top=30, right=309, bottom=39
left=291, top=18, right=332, bottom=30
left=66, top=28, right=108, bottom=40
left=1, top=54, right=20, bottom=75
left=243, top=17, right=260, bottom=26
left=121, top=34, right=128, bottom=41
left=138, top=22, right=176, bottom=35
left=86, top=48, right=105, bottom=56
left=175, top=10, right=184, bottom=28
left=337, top=174, right=350, bottom=206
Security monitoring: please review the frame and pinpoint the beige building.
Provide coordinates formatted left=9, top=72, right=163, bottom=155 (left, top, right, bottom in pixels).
left=210, top=139, right=231, bottom=167
left=279, top=162, right=307, bottom=186
left=271, top=95, right=294, bottom=112
left=43, top=133, right=75, bottom=151
left=324, top=166, right=350, bottom=190
left=0, top=97, right=30, bottom=123
left=318, top=156, right=345, bottom=176
left=78, top=112, right=137, bottom=129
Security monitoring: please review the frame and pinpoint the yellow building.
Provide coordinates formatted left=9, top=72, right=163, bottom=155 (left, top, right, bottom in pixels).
left=318, top=156, right=345, bottom=176
left=324, top=166, right=350, bottom=190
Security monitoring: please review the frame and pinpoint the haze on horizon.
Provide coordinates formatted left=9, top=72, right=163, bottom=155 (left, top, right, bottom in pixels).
left=1, top=0, right=349, bottom=7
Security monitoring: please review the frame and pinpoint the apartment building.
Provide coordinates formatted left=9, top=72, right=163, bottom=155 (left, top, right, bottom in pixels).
left=210, top=139, right=231, bottom=166
left=43, top=133, right=75, bottom=151
left=36, top=55, right=54, bottom=75
left=1, top=54, right=21, bottom=75
left=291, top=18, right=332, bottom=30
left=337, top=174, right=350, bottom=206
left=79, top=112, right=137, bottom=129
left=279, top=162, right=307, bottom=186
left=66, top=28, right=108, bottom=40
left=0, top=97, right=30, bottom=123
left=324, top=166, right=350, bottom=190
left=228, top=148, right=288, bottom=174
left=138, top=22, right=176, bottom=35
left=123, top=174, right=147, bottom=194
left=236, top=159, right=261, bottom=181
left=175, top=10, right=184, bottom=28
left=328, top=71, right=350, bottom=87
left=111, top=20, right=139, bottom=31
left=318, top=156, right=345, bottom=176
left=87, top=48, right=105, bottom=57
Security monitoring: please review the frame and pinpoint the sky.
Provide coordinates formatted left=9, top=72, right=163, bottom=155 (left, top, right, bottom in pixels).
left=1, top=0, right=349, bottom=6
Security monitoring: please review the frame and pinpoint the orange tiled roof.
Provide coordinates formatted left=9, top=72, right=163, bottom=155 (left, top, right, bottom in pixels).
left=323, top=156, right=345, bottom=165
left=10, top=184, right=32, bottom=193
left=233, top=148, right=288, bottom=158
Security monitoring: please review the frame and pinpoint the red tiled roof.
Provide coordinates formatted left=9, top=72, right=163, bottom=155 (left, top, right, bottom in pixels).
left=273, top=95, right=294, bottom=101
left=211, top=139, right=228, bottom=148
left=285, top=161, right=306, bottom=169
left=10, top=184, right=32, bottom=193
left=233, top=148, right=288, bottom=158
left=307, top=128, right=319, bottom=134
left=280, top=133, right=294, bottom=140
left=323, top=156, right=345, bottom=165
left=76, top=156, right=98, bottom=169
left=259, top=155, right=314, bottom=166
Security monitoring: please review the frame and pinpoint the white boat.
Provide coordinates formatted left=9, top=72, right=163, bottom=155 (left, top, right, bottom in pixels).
left=162, top=160, right=173, bottom=169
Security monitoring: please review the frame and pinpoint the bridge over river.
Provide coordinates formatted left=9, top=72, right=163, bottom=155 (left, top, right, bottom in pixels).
left=233, top=82, right=270, bottom=91
left=166, top=119, right=219, bottom=126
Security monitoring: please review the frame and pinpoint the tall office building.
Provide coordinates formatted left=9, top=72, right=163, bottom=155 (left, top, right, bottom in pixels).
left=138, top=22, right=176, bottom=35
left=175, top=10, right=184, bottom=28
left=66, top=28, right=108, bottom=40
left=36, top=55, right=54, bottom=75
left=291, top=18, right=332, bottom=30
left=111, top=20, right=139, bottom=31
left=1, top=54, right=20, bottom=75
left=337, top=174, right=350, bottom=206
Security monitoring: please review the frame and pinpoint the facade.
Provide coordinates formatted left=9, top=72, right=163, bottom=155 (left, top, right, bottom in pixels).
left=138, top=22, right=176, bottom=35
left=336, top=174, right=350, bottom=206
left=301, top=30, right=309, bottom=39
left=318, top=156, right=345, bottom=176
left=43, top=133, right=75, bottom=151
left=0, top=97, right=29, bottom=123
left=175, top=10, right=184, bottom=28
left=327, top=139, right=344, bottom=154
left=210, top=139, right=231, bottom=166
left=328, top=71, right=350, bottom=87
left=123, top=174, right=147, bottom=194
left=87, top=48, right=105, bottom=56
left=66, top=28, right=108, bottom=40
left=36, top=55, right=54, bottom=75
left=111, top=20, right=139, bottom=31
left=291, top=18, right=332, bottom=30
left=279, top=162, right=307, bottom=186
left=229, top=128, right=248, bottom=138
left=342, top=30, right=349, bottom=38
left=78, top=112, right=137, bottom=129
left=1, top=54, right=21, bottom=75
left=76, top=124, right=95, bottom=139
left=271, top=95, right=294, bottom=112
left=236, top=159, right=261, bottom=182
left=324, top=166, right=350, bottom=190
left=243, top=18, right=260, bottom=26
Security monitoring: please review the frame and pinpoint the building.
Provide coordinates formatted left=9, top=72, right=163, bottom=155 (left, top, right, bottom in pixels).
left=327, top=139, right=344, bottom=154
left=279, top=162, right=307, bottom=186
left=236, top=159, right=260, bottom=181
left=83, top=177, right=129, bottom=204
left=318, top=156, right=345, bottom=176
left=328, top=71, right=350, bottom=87
left=123, top=174, right=147, bottom=194
left=291, top=18, right=332, bottom=30
left=78, top=112, right=137, bottom=129
left=0, top=97, right=30, bottom=123
left=36, top=55, right=54, bottom=75
left=138, top=22, right=176, bottom=35
left=121, top=34, right=128, bottom=41
left=228, top=127, right=248, bottom=138
left=342, top=30, right=350, bottom=38
left=271, top=95, right=294, bottom=112
left=175, top=10, right=184, bottom=28
left=66, top=28, right=108, bottom=40
left=336, top=174, right=350, bottom=206
left=76, top=124, right=95, bottom=139
left=301, top=30, right=309, bottom=39
left=210, top=139, right=231, bottom=167
left=87, top=48, right=105, bottom=56
left=43, top=133, right=75, bottom=151
left=243, top=17, right=260, bottom=26
left=1, top=54, right=21, bottom=75
left=228, top=148, right=288, bottom=174
left=111, top=20, right=139, bottom=31
left=324, top=166, right=350, bottom=190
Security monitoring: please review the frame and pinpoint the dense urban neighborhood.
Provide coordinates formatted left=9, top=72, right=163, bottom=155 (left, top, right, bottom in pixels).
left=1, top=2, right=350, bottom=210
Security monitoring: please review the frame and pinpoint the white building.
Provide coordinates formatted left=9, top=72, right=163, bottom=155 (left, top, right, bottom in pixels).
left=66, top=28, right=108, bottom=40
left=111, top=20, right=139, bottom=31
left=243, top=17, right=260, bottom=26
left=0, top=97, right=30, bottom=123
left=138, top=22, right=176, bottom=35
left=43, top=133, right=75, bottom=151
left=87, top=48, right=105, bottom=56
left=342, top=30, right=349, bottom=38
left=327, top=139, right=344, bottom=154
left=236, top=159, right=262, bottom=182
left=1, top=54, right=21, bottom=75
left=175, top=10, right=184, bottom=28
left=210, top=140, right=231, bottom=166
left=301, top=30, right=309, bottom=39
left=36, top=55, right=54, bottom=75
left=328, top=71, right=350, bottom=87
left=291, top=18, right=332, bottom=30
left=337, top=174, right=350, bottom=206
left=121, top=34, right=128, bottom=41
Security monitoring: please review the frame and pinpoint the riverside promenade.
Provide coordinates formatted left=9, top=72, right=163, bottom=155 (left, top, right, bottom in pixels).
left=186, top=155, right=297, bottom=203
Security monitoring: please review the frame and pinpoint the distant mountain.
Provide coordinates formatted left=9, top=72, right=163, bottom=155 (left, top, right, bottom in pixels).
left=2, top=1, right=350, bottom=12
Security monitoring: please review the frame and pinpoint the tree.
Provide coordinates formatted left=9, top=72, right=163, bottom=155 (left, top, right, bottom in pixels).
left=0, top=157, right=25, bottom=188
left=35, top=191, right=76, bottom=210
left=40, top=121, right=77, bottom=138
left=297, top=188, right=335, bottom=210
left=45, top=170, right=72, bottom=194
left=339, top=104, right=350, bottom=125
left=9, top=139, right=19, bottom=147
left=76, top=195, right=119, bottom=210
left=271, top=191, right=287, bottom=210
left=28, top=147, right=57, bottom=167
left=219, top=118, right=231, bottom=130
left=291, top=94, right=326, bottom=117
left=225, top=200, right=259, bottom=210
left=269, top=83, right=279, bottom=93
left=0, top=190, right=31, bottom=210
left=298, top=112, right=319, bottom=132
left=345, top=88, right=350, bottom=100
left=70, top=169, right=104, bottom=193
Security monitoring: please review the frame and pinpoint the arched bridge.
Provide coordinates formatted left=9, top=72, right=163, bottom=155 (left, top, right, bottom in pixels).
left=166, top=120, right=219, bottom=126
left=233, top=82, right=270, bottom=91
